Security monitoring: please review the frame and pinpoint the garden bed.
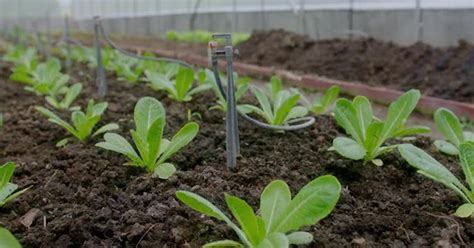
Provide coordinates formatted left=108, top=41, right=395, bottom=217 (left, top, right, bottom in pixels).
left=1, top=61, right=474, bottom=247
left=238, top=29, right=474, bottom=104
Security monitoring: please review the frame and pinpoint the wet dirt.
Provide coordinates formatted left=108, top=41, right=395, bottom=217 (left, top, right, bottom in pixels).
left=0, top=62, right=473, bottom=247
left=238, top=29, right=474, bottom=104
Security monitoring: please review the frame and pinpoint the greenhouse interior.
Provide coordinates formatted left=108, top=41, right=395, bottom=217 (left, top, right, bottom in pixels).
left=0, top=0, right=473, bottom=247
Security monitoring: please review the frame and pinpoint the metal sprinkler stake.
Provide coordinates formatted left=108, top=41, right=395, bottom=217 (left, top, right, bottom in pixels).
left=208, top=34, right=240, bottom=170
left=94, top=16, right=107, bottom=98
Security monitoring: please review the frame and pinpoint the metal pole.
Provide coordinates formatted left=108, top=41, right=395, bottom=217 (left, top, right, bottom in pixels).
left=94, top=17, right=107, bottom=98
left=348, top=0, right=354, bottom=39
left=300, top=0, right=307, bottom=34
left=415, top=0, right=423, bottom=42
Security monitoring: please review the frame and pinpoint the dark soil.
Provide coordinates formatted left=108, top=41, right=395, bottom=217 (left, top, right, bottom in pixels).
left=1, top=61, right=474, bottom=247
left=238, top=29, right=474, bottom=104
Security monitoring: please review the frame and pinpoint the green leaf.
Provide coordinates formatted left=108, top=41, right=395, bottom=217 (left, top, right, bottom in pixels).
left=311, top=85, right=340, bottom=114
left=176, top=191, right=251, bottom=246
left=364, top=122, right=383, bottom=157
left=62, top=83, right=82, bottom=108
left=392, top=125, right=431, bottom=137
left=35, top=107, right=77, bottom=136
left=334, top=99, right=364, bottom=144
left=287, top=231, right=313, bottom=245
left=203, top=240, right=243, bottom=248
left=153, top=162, right=176, bottom=179
left=157, top=122, right=199, bottom=165
left=225, top=194, right=266, bottom=245
left=260, top=180, right=291, bottom=234
left=55, top=138, right=69, bottom=147
left=434, top=108, right=464, bottom=147
left=0, top=227, right=22, bottom=248
left=269, top=76, right=283, bottom=101
left=0, top=183, right=17, bottom=205
left=459, top=142, right=474, bottom=191
left=434, top=140, right=459, bottom=155
left=96, top=133, right=141, bottom=163
left=252, top=87, right=274, bottom=122
left=455, top=203, right=474, bottom=218
left=273, top=93, right=300, bottom=125
left=146, top=117, right=165, bottom=169
left=0, top=162, right=15, bottom=189
left=353, top=96, right=373, bottom=139
left=134, top=97, right=165, bottom=139
left=256, top=233, right=288, bottom=248
left=378, top=90, right=420, bottom=146
left=333, top=137, right=366, bottom=160
left=1, top=186, right=31, bottom=206
left=175, top=68, right=195, bottom=100
left=270, top=175, right=341, bottom=233
left=92, top=123, right=119, bottom=137
left=398, top=144, right=470, bottom=202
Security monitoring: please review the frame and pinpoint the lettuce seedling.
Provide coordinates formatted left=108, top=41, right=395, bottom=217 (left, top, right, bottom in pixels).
left=239, top=77, right=308, bottom=126
left=331, top=90, right=430, bottom=166
left=198, top=69, right=250, bottom=112
left=10, top=57, right=69, bottom=97
left=36, top=100, right=118, bottom=146
left=0, top=227, right=21, bottom=248
left=299, top=85, right=340, bottom=114
left=3, top=45, right=38, bottom=73
left=399, top=142, right=474, bottom=217
left=0, top=162, right=30, bottom=207
left=96, top=97, right=199, bottom=179
left=176, top=175, right=341, bottom=247
left=144, top=67, right=211, bottom=102
left=433, top=108, right=474, bottom=155
left=45, top=83, right=82, bottom=111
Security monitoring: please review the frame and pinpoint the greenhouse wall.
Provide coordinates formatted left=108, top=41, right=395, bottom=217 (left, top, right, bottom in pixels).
left=1, top=0, right=473, bottom=47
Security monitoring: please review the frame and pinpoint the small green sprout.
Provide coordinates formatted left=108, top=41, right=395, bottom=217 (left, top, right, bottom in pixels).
left=399, top=142, right=474, bottom=217
left=433, top=108, right=474, bottom=155
left=239, top=76, right=308, bottom=126
left=199, top=69, right=250, bottom=112
left=0, top=162, right=30, bottom=207
left=36, top=100, right=118, bottom=146
left=331, top=90, right=430, bottom=166
left=299, top=85, right=340, bottom=114
left=176, top=175, right=341, bottom=247
left=10, top=57, right=69, bottom=97
left=144, top=67, right=211, bottom=102
left=45, top=83, right=82, bottom=111
left=96, top=97, right=199, bottom=179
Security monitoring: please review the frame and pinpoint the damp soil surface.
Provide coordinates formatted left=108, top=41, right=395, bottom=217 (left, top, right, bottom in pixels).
left=238, top=29, right=474, bottom=104
left=1, top=61, right=474, bottom=247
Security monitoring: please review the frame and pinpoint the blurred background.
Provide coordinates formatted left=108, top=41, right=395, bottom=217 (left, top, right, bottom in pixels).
left=0, top=0, right=473, bottom=46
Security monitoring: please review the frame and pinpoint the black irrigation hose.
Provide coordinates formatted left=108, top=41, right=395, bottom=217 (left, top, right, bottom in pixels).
left=211, top=61, right=315, bottom=131
left=97, top=23, right=193, bottom=68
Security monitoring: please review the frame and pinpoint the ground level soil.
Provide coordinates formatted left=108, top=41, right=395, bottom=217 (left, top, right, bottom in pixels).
left=1, top=61, right=474, bottom=247
left=238, top=29, right=474, bottom=104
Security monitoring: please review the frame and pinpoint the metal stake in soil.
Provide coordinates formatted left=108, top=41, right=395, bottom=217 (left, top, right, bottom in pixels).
left=94, top=16, right=107, bottom=98
left=209, top=34, right=240, bottom=169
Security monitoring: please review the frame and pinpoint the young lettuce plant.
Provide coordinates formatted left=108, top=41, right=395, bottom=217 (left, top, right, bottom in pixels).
left=10, top=57, right=69, bottom=97
left=144, top=67, right=211, bottom=102
left=239, top=77, right=308, bottom=126
left=36, top=100, right=118, bottom=146
left=0, top=227, right=22, bottom=248
left=433, top=108, right=474, bottom=155
left=398, top=142, right=474, bottom=217
left=331, top=90, right=430, bottom=166
left=299, top=85, right=340, bottom=114
left=176, top=175, right=341, bottom=247
left=0, top=162, right=30, bottom=207
left=45, top=83, right=82, bottom=111
left=96, top=97, right=199, bottom=179
left=198, top=69, right=250, bottom=112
